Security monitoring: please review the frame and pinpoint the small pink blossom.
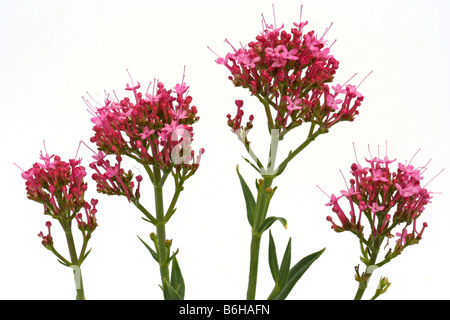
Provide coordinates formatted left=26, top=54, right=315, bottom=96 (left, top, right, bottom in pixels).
left=286, top=96, right=302, bottom=113
left=368, top=202, right=385, bottom=213
left=326, top=94, right=343, bottom=111
left=139, top=126, right=155, bottom=140
left=395, top=182, right=422, bottom=198
left=174, top=82, right=189, bottom=95
left=396, top=229, right=408, bottom=246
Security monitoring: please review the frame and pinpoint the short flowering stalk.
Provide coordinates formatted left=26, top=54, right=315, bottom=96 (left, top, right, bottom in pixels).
left=16, top=147, right=99, bottom=300
left=212, top=7, right=363, bottom=299
left=86, top=72, right=204, bottom=299
left=323, top=146, right=440, bottom=300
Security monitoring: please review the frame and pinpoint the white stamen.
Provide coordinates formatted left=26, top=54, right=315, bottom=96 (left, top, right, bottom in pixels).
left=13, top=162, right=24, bottom=172
left=424, top=168, right=444, bottom=188
left=299, top=4, right=303, bottom=26
left=368, top=144, right=373, bottom=160
left=352, top=142, right=359, bottom=164
left=343, top=73, right=358, bottom=87
left=356, top=70, right=373, bottom=90
left=340, top=169, right=350, bottom=190
left=74, top=140, right=82, bottom=159
left=80, top=140, right=99, bottom=156
left=316, top=185, right=331, bottom=199
left=408, top=148, right=421, bottom=166
left=272, top=4, right=277, bottom=29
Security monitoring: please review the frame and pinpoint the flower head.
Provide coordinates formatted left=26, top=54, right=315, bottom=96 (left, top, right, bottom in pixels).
left=324, top=146, right=438, bottom=257
left=212, top=11, right=367, bottom=132
left=86, top=73, right=204, bottom=200
left=17, top=148, right=99, bottom=248
left=87, top=75, right=203, bottom=171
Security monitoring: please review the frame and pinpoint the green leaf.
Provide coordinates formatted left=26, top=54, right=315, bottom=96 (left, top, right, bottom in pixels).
left=166, top=248, right=179, bottom=265
left=163, top=278, right=182, bottom=300
left=257, top=216, right=288, bottom=234
left=242, top=157, right=262, bottom=173
left=277, top=238, right=292, bottom=289
left=271, top=247, right=326, bottom=300
left=137, top=235, right=159, bottom=262
left=236, top=165, right=256, bottom=227
left=79, top=248, right=92, bottom=265
left=273, top=150, right=292, bottom=177
left=171, top=257, right=185, bottom=300
left=268, top=231, right=279, bottom=282
left=57, top=258, right=70, bottom=267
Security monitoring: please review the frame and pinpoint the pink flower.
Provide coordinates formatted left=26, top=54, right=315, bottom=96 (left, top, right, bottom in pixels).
left=125, top=81, right=141, bottom=91
left=174, top=82, right=189, bottom=95
left=286, top=96, right=302, bottom=113
left=396, top=229, right=408, bottom=246
left=368, top=202, right=385, bottom=213
left=144, top=93, right=162, bottom=103
left=139, top=126, right=155, bottom=140
left=395, top=182, right=422, bottom=198
left=326, top=94, right=343, bottom=111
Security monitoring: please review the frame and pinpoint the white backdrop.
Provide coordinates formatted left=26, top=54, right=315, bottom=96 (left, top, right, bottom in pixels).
left=1, top=0, right=449, bottom=300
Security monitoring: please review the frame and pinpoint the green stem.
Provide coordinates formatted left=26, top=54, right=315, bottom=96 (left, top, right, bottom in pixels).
left=246, top=176, right=274, bottom=300
left=153, top=167, right=170, bottom=294
left=164, top=185, right=183, bottom=223
left=354, top=243, right=381, bottom=300
left=256, top=94, right=275, bottom=132
left=247, top=233, right=262, bottom=300
left=64, top=222, right=85, bottom=300
left=276, top=128, right=323, bottom=173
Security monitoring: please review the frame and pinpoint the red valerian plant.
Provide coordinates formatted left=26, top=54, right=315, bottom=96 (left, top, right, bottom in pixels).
left=210, top=6, right=369, bottom=300
left=322, top=146, right=442, bottom=299
left=84, top=71, right=204, bottom=299
left=16, top=145, right=98, bottom=300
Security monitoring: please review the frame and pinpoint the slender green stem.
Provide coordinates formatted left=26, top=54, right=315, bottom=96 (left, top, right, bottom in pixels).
left=132, top=199, right=158, bottom=225
left=64, top=222, right=85, bottom=300
left=276, top=128, right=323, bottom=174
left=164, top=185, right=183, bottom=223
left=246, top=118, right=322, bottom=300
left=256, top=94, right=275, bottom=131
left=247, top=233, right=262, bottom=300
left=246, top=176, right=274, bottom=300
left=354, top=240, right=381, bottom=300
left=153, top=167, right=170, bottom=293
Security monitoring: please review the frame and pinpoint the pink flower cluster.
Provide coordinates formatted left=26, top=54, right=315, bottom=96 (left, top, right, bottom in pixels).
left=18, top=151, right=98, bottom=246
left=89, top=152, right=142, bottom=202
left=212, top=18, right=365, bottom=130
left=325, top=152, right=433, bottom=252
left=86, top=76, right=204, bottom=197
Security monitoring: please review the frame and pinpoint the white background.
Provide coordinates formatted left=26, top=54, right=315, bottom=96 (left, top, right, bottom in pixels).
left=1, top=0, right=449, bottom=300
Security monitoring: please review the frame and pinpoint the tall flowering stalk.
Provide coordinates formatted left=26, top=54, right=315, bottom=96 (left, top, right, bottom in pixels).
left=323, top=146, right=441, bottom=299
left=211, top=7, right=368, bottom=299
left=16, top=146, right=98, bottom=300
left=85, top=72, right=204, bottom=299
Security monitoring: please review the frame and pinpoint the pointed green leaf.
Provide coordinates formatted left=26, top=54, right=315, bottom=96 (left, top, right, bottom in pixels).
left=171, top=257, right=185, bottom=300
left=268, top=231, right=279, bottom=282
left=57, top=258, right=70, bottom=267
left=277, top=238, right=292, bottom=289
left=79, top=248, right=92, bottom=265
left=137, top=235, right=159, bottom=262
left=257, top=216, right=288, bottom=234
left=163, top=278, right=182, bottom=300
left=166, top=248, right=179, bottom=265
left=236, top=165, right=256, bottom=227
left=242, top=157, right=262, bottom=173
left=271, top=247, right=326, bottom=300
